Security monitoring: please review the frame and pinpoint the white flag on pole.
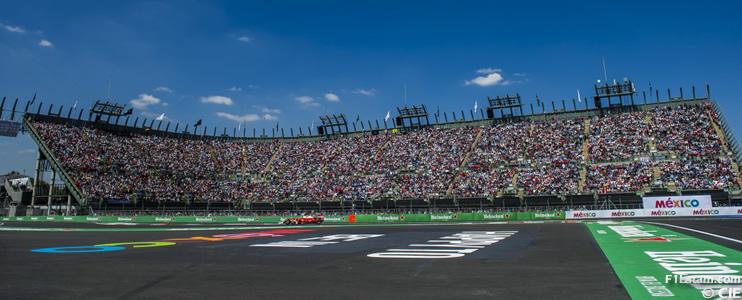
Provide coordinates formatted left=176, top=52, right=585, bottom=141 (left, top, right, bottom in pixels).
left=310, top=120, right=315, bottom=130
left=577, top=89, right=582, bottom=103
left=72, top=101, right=78, bottom=111
left=384, top=111, right=390, bottom=122
left=474, top=101, right=478, bottom=111
left=156, top=113, right=165, bottom=121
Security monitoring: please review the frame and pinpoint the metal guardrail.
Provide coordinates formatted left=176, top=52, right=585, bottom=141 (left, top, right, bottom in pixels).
left=711, top=101, right=742, bottom=162
left=22, top=116, right=87, bottom=206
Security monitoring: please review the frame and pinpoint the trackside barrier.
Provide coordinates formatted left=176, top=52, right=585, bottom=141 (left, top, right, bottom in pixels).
left=566, top=207, right=742, bottom=219
left=0, top=211, right=565, bottom=223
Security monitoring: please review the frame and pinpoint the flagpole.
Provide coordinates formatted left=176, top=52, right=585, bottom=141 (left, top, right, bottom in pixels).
left=404, top=83, right=407, bottom=106
left=602, top=56, right=608, bottom=84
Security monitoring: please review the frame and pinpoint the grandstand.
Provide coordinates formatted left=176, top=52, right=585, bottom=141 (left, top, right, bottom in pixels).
left=5, top=81, right=742, bottom=216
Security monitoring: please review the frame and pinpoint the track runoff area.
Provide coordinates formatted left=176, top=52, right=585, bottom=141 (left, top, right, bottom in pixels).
left=0, top=218, right=741, bottom=300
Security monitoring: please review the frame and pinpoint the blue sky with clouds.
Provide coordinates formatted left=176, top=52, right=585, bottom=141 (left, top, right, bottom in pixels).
left=1, top=0, right=741, bottom=175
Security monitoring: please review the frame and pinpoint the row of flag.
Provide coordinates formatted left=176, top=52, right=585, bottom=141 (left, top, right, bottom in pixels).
left=32, top=82, right=637, bottom=132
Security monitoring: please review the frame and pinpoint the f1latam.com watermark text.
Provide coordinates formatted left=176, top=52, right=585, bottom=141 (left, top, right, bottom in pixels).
left=665, top=275, right=742, bottom=299
left=665, top=275, right=742, bottom=284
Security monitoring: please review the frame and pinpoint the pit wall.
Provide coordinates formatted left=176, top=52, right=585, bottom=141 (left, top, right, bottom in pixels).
left=0, top=211, right=565, bottom=223
left=566, top=207, right=742, bottom=219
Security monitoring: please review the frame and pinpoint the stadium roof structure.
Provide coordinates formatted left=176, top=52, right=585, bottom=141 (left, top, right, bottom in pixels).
left=486, top=94, right=524, bottom=121
left=2, top=81, right=722, bottom=142
left=395, top=105, right=429, bottom=129
left=318, top=114, right=349, bottom=135
left=89, top=100, right=132, bottom=123
left=593, top=78, right=636, bottom=108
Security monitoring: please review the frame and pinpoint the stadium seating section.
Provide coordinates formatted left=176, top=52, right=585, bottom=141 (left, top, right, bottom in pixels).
left=29, top=103, right=741, bottom=203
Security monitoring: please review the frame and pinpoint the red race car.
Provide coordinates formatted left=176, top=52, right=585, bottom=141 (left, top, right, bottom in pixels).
left=281, top=215, right=324, bottom=225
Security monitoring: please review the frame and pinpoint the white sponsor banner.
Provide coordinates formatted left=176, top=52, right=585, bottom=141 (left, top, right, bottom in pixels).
left=566, top=207, right=742, bottom=219
left=642, top=195, right=712, bottom=209
left=567, top=209, right=645, bottom=219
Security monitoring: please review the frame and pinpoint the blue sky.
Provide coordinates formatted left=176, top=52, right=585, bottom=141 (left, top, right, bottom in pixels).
left=1, top=0, right=741, bottom=175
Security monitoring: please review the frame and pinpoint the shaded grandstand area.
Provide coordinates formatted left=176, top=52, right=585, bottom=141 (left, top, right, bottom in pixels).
left=12, top=87, right=742, bottom=215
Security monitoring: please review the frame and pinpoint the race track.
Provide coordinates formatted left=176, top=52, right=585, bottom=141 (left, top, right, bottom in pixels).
left=1, top=219, right=740, bottom=299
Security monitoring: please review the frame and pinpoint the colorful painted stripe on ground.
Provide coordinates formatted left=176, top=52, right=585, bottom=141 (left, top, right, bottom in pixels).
left=586, top=221, right=742, bottom=300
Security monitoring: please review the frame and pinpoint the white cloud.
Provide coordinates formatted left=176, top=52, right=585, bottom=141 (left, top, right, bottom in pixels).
left=352, top=88, right=376, bottom=96
left=238, top=36, right=251, bottom=42
left=295, top=96, right=319, bottom=106
left=324, top=93, right=340, bottom=102
left=200, top=95, right=233, bottom=105
left=248, top=84, right=259, bottom=89
left=263, top=114, right=278, bottom=121
left=129, top=94, right=161, bottom=109
left=228, top=86, right=242, bottom=92
left=141, top=111, right=170, bottom=121
left=4, top=25, right=25, bottom=33
left=514, top=72, right=528, bottom=77
left=216, top=112, right=260, bottom=122
left=476, top=68, right=502, bottom=74
left=16, top=148, right=36, bottom=155
left=465, top=72, right=504, bottom=87
left=39, top=40, right=53, bottom=47
left=253, top=106, right=281, bottom=114
left=154, top=86, right=173, bottom=93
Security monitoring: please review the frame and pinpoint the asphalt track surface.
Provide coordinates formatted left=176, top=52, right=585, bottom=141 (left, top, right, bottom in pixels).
left=0, top=219, right=737, bottom=300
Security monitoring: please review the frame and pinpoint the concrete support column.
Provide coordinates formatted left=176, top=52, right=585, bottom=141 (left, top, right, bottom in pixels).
left=30, top=151, right=42, bottom=207
left=66, top=194, right=72, bottom=216
left=47, top=170, right=56, bottom=216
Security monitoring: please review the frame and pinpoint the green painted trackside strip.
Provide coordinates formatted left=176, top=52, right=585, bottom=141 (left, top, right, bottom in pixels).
left=0, top=211, right=564, bottom=224
left=0, top=221, right=554, bottom=232
left=586, top=222, right=742, bottom=300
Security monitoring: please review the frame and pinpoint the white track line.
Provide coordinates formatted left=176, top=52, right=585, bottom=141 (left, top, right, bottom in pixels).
left=641, top=221, right=742, bottom=245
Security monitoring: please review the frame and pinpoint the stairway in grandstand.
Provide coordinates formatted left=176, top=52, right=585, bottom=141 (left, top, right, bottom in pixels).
left=733, top=164, right=742, bottom=186
left=707, top=108, right=730, bottom=153
left=446, top=128, right=484, bottom=197
left=578, top=167, right=587, bottom=191
left=652, top=166, right=661, bottom=181
left=241, top=146, right=247, bottom=178
left=582, top=119, right=590, bottom=162
left=645, top=115, right=657, bottom=152
left=374, top=138, right=392, bottom=160
left=512, top=169, right=522, bottom=198
left=207, top=145, right=223, bottom=171
left=578, top=120, right=590, bottom=193
left=705, top=108, right=742, bottom=184
left=652, top=166, right=676, bottom=191
left=261, top=144, right=283, bottom=176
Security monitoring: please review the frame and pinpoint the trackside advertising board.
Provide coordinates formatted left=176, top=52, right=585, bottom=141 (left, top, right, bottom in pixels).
left=0, top=211, right=565, bottom=223
left=566, top=207, right=742, bottom=219
left=642, top=195, right=712, bottom=209
left=587, top=222, right=742, bottom=299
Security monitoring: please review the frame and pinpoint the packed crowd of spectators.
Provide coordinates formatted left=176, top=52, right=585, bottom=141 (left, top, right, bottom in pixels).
left=657, top=157, right=738, bottom=190
left=588, top=110, right=651, bottom=162
left=583, top=162, right=653, bottom=194
left=30, top=103, right=739, bottom=203
left=651, top=104, right=722, bottom=157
